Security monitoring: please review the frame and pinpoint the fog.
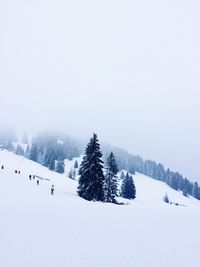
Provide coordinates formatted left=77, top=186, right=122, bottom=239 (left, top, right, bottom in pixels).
left=1, top=0, right=200, bottom=181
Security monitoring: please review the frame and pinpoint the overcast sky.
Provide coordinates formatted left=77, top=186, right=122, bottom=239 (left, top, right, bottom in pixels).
left=1, top=0, right=200, bottom=181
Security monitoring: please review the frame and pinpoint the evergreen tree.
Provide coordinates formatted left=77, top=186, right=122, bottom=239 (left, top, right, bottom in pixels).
left=183, top=178, right=193, bottom=195
left=74, top=160, right=79, bottom=169
left=15, top=145, right=24, bottom=156
left=77, top=133, right=105, bottom=201
left=104, top=152, right=119, bottom=203
left=120, top=173, right=136, bottom=200
left=29, top=143, right=38, bottom=162
left=163, top=193, right=169, bottom=203
left=48, top=156, right=55, bottom=171
left=165, top=168, right=170, bottom=185
left=183, top=188, right=188, bottom=197
left=37, top=149, right=45, bottom=165
left=55, top=158, right=65, bottom=174
left=155, top=163, right=166, bottom=181
left=68, top=168, right=75, bottom=179
left=193, top=182, right=200, bottom=200
left=25, top=145, right=30, bottom=158
left=5, top=140, right=14, bottom=151
left=178, top=176, right=185, bottom=191
left=43, top=145, right=56, bottom=169
left=168, top=173, right=179, bottom=191
left=73, top=168, right=76, bottom=178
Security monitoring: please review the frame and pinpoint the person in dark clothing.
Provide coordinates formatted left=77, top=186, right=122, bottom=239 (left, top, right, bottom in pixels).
left=29, top=175, right=32, bottom=180
left=1, top=165, right=4, bottom=170
left=15, top=170, right=18, bottom=174
left=51, top=185, right=54, bottom=195
left=37, top=180, right=39, bottom=185
left=18, top=171, right=20, bottom=174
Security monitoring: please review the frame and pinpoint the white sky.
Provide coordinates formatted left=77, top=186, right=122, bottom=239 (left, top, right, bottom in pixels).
left=1, top=0, right=200, bottom=181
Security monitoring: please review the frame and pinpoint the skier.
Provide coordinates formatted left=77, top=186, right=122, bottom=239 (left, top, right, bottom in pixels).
left=29, top=174, right=32, bottom=180
left=15, top=170, right=18, bottom=174
left=51, top=185, right=54, bottom=195
left=37, top=180, right=39, bottom=185
left=1, top=165, right=4, bottom=170
left=18, top=170, right=20, bottom=174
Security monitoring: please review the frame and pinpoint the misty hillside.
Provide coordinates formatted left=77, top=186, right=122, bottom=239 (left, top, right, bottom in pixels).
left=1, top=129, right=199, bottom=202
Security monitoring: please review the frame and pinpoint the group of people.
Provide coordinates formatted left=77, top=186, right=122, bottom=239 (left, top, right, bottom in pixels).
left=28, top=174, right=55, bottom=195
left=2, top=165, right=55, bottom=195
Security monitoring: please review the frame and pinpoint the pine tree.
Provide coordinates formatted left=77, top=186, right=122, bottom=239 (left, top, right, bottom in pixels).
left=165, top=168, right=170, bottom=185
left=155, top=163, right=166, bottom=181
left=37, top=150, right=45, bottom=165
left=55, top=158, right=65, bottom=174
left=68, top=168, right=75, bottom=179
left=77, top=133, right=105, bottom=201
left=193, top=182, right=200, bottom=200
left=163, top=193, right=169, bottom=203
left=15, top=145, right=24, bottom=156
left=104, top=152, right=119, bottom=203
left=5, top=140, right=14, bottom=151
left=48, top=156, right=55, bottom=171
left=183, top=188, right=188, bottom=197
left=183, top=178, right=193, bottom=195
left=25, top=145, right=30, bottom=158
left=29, top=143, right=38, bottom=162
left=168, top=173, right=179, bottom=191
left=73, top=168, right=76, bottom=178
left=43, top=145, right=56, bottom=169
left=74, top=160, right=79, bottom=169
left=178, top=176, right=185, bottom=191
left=120, top=173, right=136, bottom=200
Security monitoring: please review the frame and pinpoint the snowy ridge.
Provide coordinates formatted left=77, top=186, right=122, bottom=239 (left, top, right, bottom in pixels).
left=0, top=150, right=200, bottom=267
left=133, top=172, right=200, bottom=208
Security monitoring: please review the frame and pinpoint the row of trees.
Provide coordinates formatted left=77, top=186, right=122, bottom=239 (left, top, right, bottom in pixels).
left=25, top=133, right=82, bottom=174
left=77, top=134, right=136, bottom=203
left=14, top=141, right=66, bottom=174
left=103, top=145, right=200, bottom=200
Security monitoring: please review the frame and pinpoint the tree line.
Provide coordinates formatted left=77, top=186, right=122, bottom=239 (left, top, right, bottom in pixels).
left=102, top=145, right=200, bottom=200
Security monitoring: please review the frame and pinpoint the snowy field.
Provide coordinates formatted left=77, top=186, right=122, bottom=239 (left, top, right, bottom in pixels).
left=0, top=150, right=200, bottom=267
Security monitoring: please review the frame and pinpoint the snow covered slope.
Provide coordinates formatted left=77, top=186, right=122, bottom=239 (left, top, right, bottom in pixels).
left=133, top=172, right=200, bottom=207
left=0, top=150, right=200, bottom=267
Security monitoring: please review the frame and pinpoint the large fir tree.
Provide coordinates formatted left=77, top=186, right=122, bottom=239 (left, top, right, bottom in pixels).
left=104, top=152, right=119, bottom=203
left=77, top=133, right=105, bottom=201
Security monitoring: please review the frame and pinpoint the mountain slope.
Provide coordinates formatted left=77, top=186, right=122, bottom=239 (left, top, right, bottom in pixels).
left=0, top=150, right=199, bottom=267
